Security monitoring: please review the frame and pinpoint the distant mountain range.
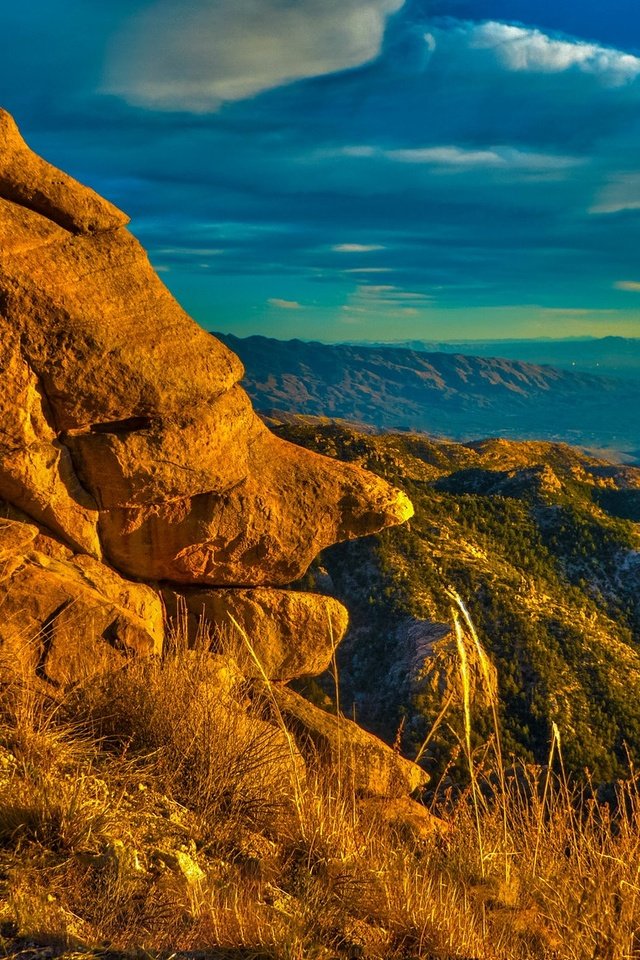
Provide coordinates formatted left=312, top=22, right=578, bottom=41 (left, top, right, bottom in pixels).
left=215, top=334, right=640, bottom=463
left=344, top=336, right=640, bottom=380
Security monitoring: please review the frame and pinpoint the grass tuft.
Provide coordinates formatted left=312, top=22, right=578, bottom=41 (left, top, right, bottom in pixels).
left=0, top=619, right=639, bottom=958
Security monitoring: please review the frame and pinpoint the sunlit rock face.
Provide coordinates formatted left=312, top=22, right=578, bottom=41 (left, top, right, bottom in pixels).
left=0, top=109, right=413, bottom=692
left=0, top=108, right=412, bottom=588
left=0, top=108, right=424, bottom=798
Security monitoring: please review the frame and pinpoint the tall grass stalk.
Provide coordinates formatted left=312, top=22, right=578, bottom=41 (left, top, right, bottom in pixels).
left=453, top=610, right=486, bottom=876
left=450, top=589, right=511, bottom=885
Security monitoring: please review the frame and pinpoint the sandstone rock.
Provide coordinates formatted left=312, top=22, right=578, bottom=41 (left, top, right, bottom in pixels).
left=0, top=213, right=243, bottom=432
left=0, top=111, right=412, bottom=586
left=97, top=436, right=412, bottom=585
left=262, top=685, right=428, bottom=798
left=0, top=325, right=100, bottom=556
left=0, top=516, right=163, bottom=685
left=164, top=587, right=348, bottom=680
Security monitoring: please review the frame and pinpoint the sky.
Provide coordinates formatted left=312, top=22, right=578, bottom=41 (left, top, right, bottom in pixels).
left=2, top=1, right=640, bottom=342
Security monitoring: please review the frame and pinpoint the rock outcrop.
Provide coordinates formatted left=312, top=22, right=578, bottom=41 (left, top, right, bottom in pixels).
left=0, top=110, right=411, bottom=590
left=264, top=685, right=428, bottom=798
left=163, top=587, right=349, bottom=681
left=0, top=110, right=424, bottom=800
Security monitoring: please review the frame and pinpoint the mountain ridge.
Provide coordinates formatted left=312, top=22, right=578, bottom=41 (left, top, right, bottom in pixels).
left=216, top=333, right=640, bottom=461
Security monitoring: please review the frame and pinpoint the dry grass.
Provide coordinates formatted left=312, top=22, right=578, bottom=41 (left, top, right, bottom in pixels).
left=1, top=629, right=640, bottom=959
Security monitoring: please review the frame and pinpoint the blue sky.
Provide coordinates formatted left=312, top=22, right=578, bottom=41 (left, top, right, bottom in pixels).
left=3, top=1, right=640, bottom=341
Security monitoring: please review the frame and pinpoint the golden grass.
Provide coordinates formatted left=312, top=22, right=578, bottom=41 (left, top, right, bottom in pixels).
left=0, top=630, right=639, bottom=959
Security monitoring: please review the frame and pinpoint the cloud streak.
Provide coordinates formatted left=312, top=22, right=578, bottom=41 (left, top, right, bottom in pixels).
left=332, top=243, right=385, bottom=252
left=342, top=144, right=583, bottom=171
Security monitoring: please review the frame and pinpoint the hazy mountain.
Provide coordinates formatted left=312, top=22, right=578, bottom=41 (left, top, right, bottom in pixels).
left=216, top=334, right=640, bottom=463
left=272, top=416, right=640, bottom=782
left=344, top=336, right=640, bottom=381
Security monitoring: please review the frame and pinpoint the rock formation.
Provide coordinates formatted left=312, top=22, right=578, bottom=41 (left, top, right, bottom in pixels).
left=0, top=109, right=423, bottom=801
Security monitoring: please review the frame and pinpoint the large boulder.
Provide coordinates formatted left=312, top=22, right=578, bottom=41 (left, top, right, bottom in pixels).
left=164, top=586, right=349, bottom=681
left=0, top=514, right=163, bottom=685
left=262, top=685, right=429, bottom=799
left=0, top=109, right=412, bottom=585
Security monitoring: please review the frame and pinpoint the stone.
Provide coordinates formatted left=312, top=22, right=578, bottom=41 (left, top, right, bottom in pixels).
left=154, top=849, right=206, bottom=886
left=97, top=433, right=412, bottom=585
left=0, top=516, right=163, bottom=685
left=164, top=587, right=349, bottom=680
left=0, top=110, right=412, bottom=585
left=410, top=618, right=498, bottom=710
left=262, top=685, right=428, bottom=799
left=359, top=797, right=447, bottom=841
left=81, top=840, right=145, bottom=880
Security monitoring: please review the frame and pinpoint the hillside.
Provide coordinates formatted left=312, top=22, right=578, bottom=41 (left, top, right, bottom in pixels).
left=270, top=416, right=640, bottom=782
left=217, top=333, right=640, bottom=461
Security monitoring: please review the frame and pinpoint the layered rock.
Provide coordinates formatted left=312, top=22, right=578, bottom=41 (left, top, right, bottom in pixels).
left=0, top=110, right=422, bottom=800
left=0, top=109, right=411, bottom=589
left=0, top=326, right=101, bottom=556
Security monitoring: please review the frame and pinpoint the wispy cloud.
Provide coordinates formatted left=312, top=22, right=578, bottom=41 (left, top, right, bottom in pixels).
left=106, top=0, right=405, bottom=111
left=344, top=267, right=394, bottom=274
left=590, top=173, right=640, bottom=214
left=268, top=297, right=303, bottom=310
left=344, top=284, right=433, bottom=313
left=332, top=243, right=385, bottom=252
left=342, top=144, right=583, bottom=172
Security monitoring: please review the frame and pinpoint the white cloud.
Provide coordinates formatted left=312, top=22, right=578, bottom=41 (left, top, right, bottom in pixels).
left=358, top=284, right=396, bottom=295
left=342, top=146, right=378, bottom=158
left=389, top=146, right=506, bottom=167
left=106, top=0, right=405, bottom=111
left=467, top=21, right=640, bottom=86
left=341, top=143, right=582, bottom=172
left=423, top=33, right=436, bottom=53
left=332, top=243, right=385, bottom=252
left=389, top=145, right=581, bottom=170
left=614, top=280, right=640, bottom=292
left=268, top=298, right=303, bottom=310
